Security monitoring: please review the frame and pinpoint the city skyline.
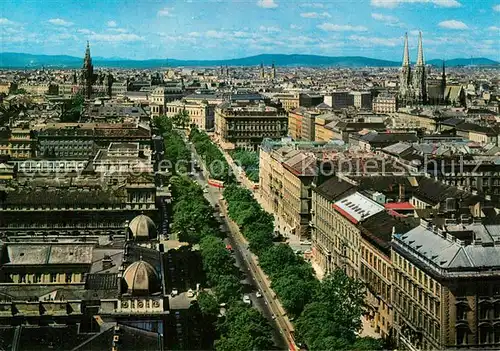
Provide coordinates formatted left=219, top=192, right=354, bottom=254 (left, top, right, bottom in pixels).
left=1, top=0, right=499, bottom=61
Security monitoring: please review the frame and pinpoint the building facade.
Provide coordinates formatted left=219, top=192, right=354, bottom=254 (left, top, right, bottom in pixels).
left=215, top=102, right=288, bottom=150
left=165, top=100, right=212, bottom=130
left=392, top=219, right=500, bottom=350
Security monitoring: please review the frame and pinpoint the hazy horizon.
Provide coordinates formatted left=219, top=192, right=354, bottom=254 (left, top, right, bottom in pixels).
left=1, top=0, right=499, bottom=61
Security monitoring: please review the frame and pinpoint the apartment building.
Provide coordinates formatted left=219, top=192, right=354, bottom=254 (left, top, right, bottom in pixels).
left=351, top=91, right=372, bottom=109
left=288, top=107, right=321, bottom=141
left=392, top=218, right=500, bottom=350
left=259, top=139, right=345, bottom=238
left=373, top=94, right=398, bottom=114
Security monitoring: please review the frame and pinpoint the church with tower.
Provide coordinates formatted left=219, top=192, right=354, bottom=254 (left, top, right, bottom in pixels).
left=75, top=42, right=114, bottom=98
left=398, top=32, right=463, bottom=107
left=398, top=32, right=428, bottom=106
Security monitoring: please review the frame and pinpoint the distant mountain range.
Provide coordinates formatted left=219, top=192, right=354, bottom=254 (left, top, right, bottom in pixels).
left=0, top=52, right=497, bottom=69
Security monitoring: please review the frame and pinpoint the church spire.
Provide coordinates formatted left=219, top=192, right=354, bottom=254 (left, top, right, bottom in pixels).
left=416, top=31, right=424, bottom=66
left=441, top=59, right=446, bottom=103
left=402, top=32, right=410, bottom=67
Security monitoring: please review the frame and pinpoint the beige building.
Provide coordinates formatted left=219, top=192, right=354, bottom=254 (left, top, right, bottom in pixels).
left=314, top=114, right=337, bottom=142
left=18, top=83, right=58, bottom=96
left=150, top=86, right=184, bottom=117
left=288, top=108, right=320, bottom=141
left=392, top=219, right=500, bottom=350
left=373, top=94, right=398, bottom=114
left=165, top=100, right=211, bottom=130
left=274, top=93, right=300, bottom=112
left=311, top=177, right=417, bottom=339
left=0, top=82, right=17, bottom=95
left=9, top=128, right=32, bottom=159
left=260, top=139, right=345, bottom=238
left=215, top=102, right=287, bottom=150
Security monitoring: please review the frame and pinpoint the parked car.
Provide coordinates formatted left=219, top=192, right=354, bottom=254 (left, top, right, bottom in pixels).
left=187, top=289, right=195, bottom=298
left=256, top=291, right=263, bottom=298
left=243, top=295, right=252, bottom=305
left=171, top=288, right=178, bottom=296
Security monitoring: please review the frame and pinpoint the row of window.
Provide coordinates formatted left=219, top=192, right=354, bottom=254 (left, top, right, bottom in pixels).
left=393, top=251, right=441, bottom=297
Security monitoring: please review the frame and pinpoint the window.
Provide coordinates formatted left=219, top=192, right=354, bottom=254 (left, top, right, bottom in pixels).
left=50, top=274, right=57, bottom=283
left=65, top=273, right=72, bottom=283
left=457, top=304, right=468, bottom=321
left=480, top=326, right=493, bottom=344
left=457, top=327, right=469, bottom=345
left=479, top=303, right=490, bottom=320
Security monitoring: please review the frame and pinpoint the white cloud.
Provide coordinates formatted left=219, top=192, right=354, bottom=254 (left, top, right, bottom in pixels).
left=259, top=25, right=281, bottom=32
left=409, top=29, right=421, bottom=35
left=257, top=0, right=278, bottom=8
left=107, top=20, right=117, bottom=27
left=371, top=13, right=402, bottom=26
left=233, top=31, right=254, bottom=38
left=0, top=18, right=18, bottom=26
left=157, top=7, right=174, bottom=16
left=349, top=35, right=401, bottom=47
left=188, top=31, right=201, bottom=37
left=89, top=33, right=145, bottom=42
left=48, top=18, right=74, bottom=27
left=371, top=0, right=461, bottom=9
left=317, top=23, right=367, bottom=31
left=300, top=12, right=331, bottom=18
left=488, top=26, right=500, bottom=31
left=108, top=28, right=127, bottom=33
left=494, top=4, right=500, bottom=12
left=205, top=30, right=225, bottom=39
left=290, top=24, right=302, bottom=30
left=438, top=20, right=468, bottom=30
left=300, top=3, right=324, bottom=8
left=78, top=28, right=93, bottom=34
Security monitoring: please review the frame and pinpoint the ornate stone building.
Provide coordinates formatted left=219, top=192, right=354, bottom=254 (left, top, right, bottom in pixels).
left=399, top=32, right=427, bottom=106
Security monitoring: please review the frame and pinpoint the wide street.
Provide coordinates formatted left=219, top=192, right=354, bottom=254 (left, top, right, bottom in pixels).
left=183, top=137, right=289, bottom=350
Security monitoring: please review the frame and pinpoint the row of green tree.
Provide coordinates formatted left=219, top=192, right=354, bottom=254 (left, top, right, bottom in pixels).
left=168, top=172, right=274, bottom=350
left=222, top=184, right=384, bottom=351
left=154, top=116, right=191, bottom=174
left=229, top=149, right=260, bottom=183
left=189, top=127, right=233, bottom=183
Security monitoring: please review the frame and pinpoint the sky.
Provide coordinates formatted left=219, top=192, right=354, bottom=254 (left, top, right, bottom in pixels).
left=0, top=0, right=498, bottom=61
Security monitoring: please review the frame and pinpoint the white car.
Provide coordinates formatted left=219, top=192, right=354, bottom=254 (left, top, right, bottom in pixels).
left=203, top=189, right=209, bottom=193
left=256, top=291, right=263, bottom=298
left=243, top=295, right=252, bottom=304
left=171, top=288, right=178, bottom=296
left=187, top=289, right=195, bottom=298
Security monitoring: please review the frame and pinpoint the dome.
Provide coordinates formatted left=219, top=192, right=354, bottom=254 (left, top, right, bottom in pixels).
left=128, top=214, right=157, bottom=240
left=123, top=260, right=159, bottom=295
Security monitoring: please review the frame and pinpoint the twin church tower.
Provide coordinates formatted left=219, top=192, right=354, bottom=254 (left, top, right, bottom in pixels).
left=399, top=32, right=427, bottom=106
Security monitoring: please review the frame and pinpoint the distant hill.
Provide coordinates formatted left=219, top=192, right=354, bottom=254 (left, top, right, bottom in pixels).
left=428, top=58, right=499, bottom=67
left=0, top=52, right=497, bottom=69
